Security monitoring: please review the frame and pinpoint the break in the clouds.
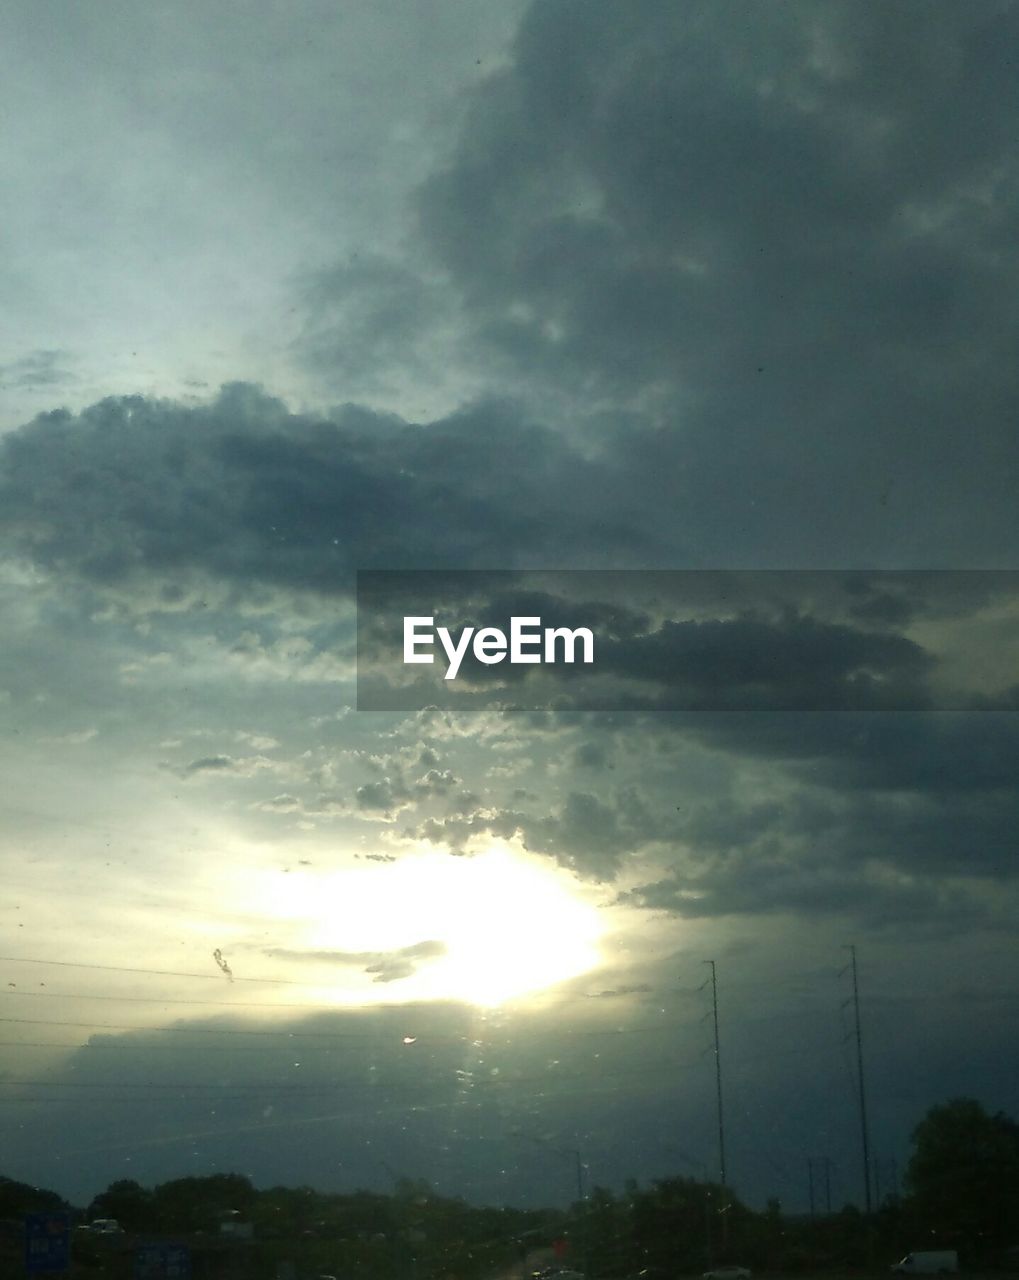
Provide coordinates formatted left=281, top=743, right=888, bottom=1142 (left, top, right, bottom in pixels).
left=1, top=0, right=1017, bottom=1218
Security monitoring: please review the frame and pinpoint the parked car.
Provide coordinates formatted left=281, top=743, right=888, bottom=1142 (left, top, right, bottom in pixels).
left=703, top=1267, right=752, bottom=1280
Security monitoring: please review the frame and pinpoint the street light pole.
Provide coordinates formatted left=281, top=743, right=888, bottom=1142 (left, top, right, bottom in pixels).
left=510, top=1132, right=588, bottom=1276
left=572, top=1148, right=584, bottom=1203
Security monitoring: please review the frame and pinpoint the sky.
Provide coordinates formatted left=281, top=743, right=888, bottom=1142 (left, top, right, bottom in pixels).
left=1, top=0, right=1018, bottom=1215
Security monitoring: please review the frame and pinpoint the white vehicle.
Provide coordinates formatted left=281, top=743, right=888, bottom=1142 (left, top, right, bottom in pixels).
left=703, top=1268, right=752, bottom=1280
left=89, top=1218, right=123, bottom=1235
left=891, top=1252, right=958, bottom=1275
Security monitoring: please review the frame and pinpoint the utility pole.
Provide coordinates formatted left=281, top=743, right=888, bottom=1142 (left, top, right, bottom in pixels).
left=824, top=1158, right=832, bottom=1215
left=874, top=1158, right=900, bottom=1208
left=844, top=945, right=872, bottom=1214
left=571, top=1147, right=588, bottom=1280
left=705, top=960, right=727, bottom=1187
left=705, top=959, right=728, bottom=1256
left=808, top=1159, right=816, bottom=1219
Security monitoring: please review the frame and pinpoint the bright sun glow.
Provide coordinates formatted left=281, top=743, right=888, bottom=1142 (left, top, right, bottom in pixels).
left=251, top=846, right=603, bottom=1007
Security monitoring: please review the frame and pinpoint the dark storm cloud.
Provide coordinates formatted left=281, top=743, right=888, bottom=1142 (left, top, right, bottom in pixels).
left=590, top=613, right=933, bottom=710
left=414, top=0, right=1019, bottom=564
left=0, top=998, right=731, bottom=1208
left=381, top=686, right=1019, bottom=912
left=619, top=780, right=1018, bottom=923
left=0, top=385, right=653, bottom=597
left=295, top=253, right=456, bottom=397
left=683, top=711, right=1019, bottom=794
left=619, top=859, right=986, bottom=929
left=406, top=784, right=673, bottom=880
left=400, top=742, right=1019, bottom=909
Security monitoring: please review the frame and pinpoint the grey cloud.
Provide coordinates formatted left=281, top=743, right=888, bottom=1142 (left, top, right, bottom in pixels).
left=353, top=766, right=460, bottom=819
left=0, top=386, right=655, bottom=603
left=591, top=613, right=934, bottom=711
left=572, top=741, right=610, bottom=770
left=294, top=253, right=459, bottom=403
left=584, top=984, right=653, bottom=1000
left=415, top=768, right=458, bottom=795
left=171, top=755, right=235, bottom=776
left=396, top=701, right=1019, bottom=917
left=529, top=790, right=628, bottom=878
left=2, top=974, right=1013, bottom=1214
left=0, top=349, right=76, bottom=390
left=257, top=793, right=304, bottom=813
left=681, top=711, right=1019, bottom=795
left=163, top=753, right=277, bottom=779
left=413, top=0, right=1019, bottom=565
left=265, top=939, right=447, bottom=983
left=611, top=768, right=1019, bottom=922
left=254, top=792, right=348, bottom=819
left=407, top=784, right=672, bottom=880
left=621, top=858, right=999, bottom=932
left=355, top=778, right=408, bottom=817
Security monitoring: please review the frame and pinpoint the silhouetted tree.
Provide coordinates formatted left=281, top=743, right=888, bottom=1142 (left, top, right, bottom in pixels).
left=905, top=1098, right=1019, bottom=1254
left=87, top=1177, right=154, bottom=1229
left=150, top=1172, right=257, bottom=1232
left=0, top=1175, right=67, bottom=1218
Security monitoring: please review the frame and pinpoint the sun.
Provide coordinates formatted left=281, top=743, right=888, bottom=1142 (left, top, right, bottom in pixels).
left=255, top=845, right=603, bottom=1007
left=419, top=848, right=603, bottom=1005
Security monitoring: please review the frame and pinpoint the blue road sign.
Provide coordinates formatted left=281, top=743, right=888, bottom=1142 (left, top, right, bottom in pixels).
left=24, top=1211, right=71, bottom=1274
left=135, top=1242, right=193, bottom=1278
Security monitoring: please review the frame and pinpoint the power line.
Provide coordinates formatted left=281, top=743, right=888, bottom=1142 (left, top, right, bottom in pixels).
left=0, top=1079, right=347, bottom=1092
left=0, top=954, right=306, bottom=986
left=0, top=1016, right=464, bottom=1040
left=1, top=989, right=349, bottom=1011
left=1, top=1039, right=354, bottom=1054
left=2, top=988, right=358, bottom=1008
left=1, top=952, right=830, bottom=996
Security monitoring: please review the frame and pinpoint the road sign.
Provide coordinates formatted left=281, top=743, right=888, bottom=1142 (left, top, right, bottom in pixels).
left=24, top=1211, right=70, bottom=1274
left=135, top=1243, right=192, bottom=1278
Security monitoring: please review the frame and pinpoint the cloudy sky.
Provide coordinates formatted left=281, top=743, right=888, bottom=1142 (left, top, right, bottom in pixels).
left=1, top=0, right=1018, bottom=1214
